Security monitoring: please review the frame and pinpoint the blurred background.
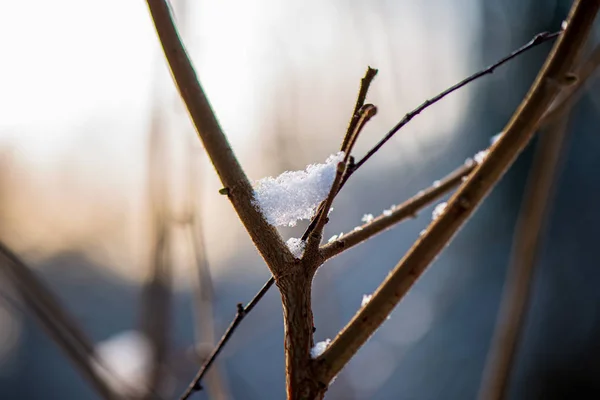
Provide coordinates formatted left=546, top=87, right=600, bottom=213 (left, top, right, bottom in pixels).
left=0, top=0, right=599, bottom=399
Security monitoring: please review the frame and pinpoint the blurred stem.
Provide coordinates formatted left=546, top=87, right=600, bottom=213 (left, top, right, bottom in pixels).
left=0, top=242, right=120, bottom=400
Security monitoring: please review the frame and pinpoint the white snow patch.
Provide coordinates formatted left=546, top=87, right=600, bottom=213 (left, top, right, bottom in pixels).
left=253, top=152, right=345, bottom=227
left=490, top=132, right=503, bottom=145
left=464, top=157, right=474, bottom=167
left=361, top=294, right=373, bottom=307
left=286, top=238, right=305, bottom=258
left=433, top=180, right=441, bottom=188
left=311, top=339, right=331, bottom=358
left=361, top=214, right=374, bottom=223
left=432, top=202, right=447, bottom=221
left=474, top=150, right=488, bottom=164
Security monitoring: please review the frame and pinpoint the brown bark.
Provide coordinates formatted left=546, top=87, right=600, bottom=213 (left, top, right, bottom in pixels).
left=277, top=264, right=326, bottom=400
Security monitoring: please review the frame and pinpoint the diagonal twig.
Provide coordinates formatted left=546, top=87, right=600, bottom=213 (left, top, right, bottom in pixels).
left=314, top=1, right=599, bottom=384
left=320, top=162, right=476, bottom=261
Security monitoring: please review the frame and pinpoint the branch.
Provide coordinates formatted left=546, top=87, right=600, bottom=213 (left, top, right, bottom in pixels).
left=304, top=69, right=379, bottom=245
left=174, top=21, right=582, bottom=395
left=180, top=278, right=274, bottom=400
left=0, top=242, right=120, bottom=400
left=477, top=42, right=600, bottom=400
left=320, top=163, right=476, bottom=261
left=315, top=1, right=599, bottom=384
left=145, top=0, right=293, bottom=272
left=321, top=43, right=600, bottom=263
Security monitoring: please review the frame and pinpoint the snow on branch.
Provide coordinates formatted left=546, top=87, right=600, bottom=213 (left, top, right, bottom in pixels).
left=253, top=152, right=345, bottom=227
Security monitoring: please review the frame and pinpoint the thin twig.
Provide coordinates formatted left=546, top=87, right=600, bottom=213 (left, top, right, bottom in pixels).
left=477, top=42, right=600, bottom=400
left=303, top=71, right=380, bottom=244
left=315, top=1, right=599, bottom=384
left=146, top=0, right=293, bottom=272
left=341, top=67, right=378, bottom=152
left=180, top=278, right=274, bottom=400
left=352, top=30, right=561, bottom=173
left=320, top=163, right=476, bottom=261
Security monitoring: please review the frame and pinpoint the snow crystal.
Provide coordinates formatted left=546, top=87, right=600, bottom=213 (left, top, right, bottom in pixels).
left=464, top=157, right=474, bottom=167
left=93, top=330, right=152, bottom=396
left=361, top=294, right=372, bottom=307
left=286, top=238, right=305, bottom=258
left=311, top=339, right=331, bottom=358
left=361, top=214, right=374, bottom=223
left=328, top=235, right=338, bottom=243
left=433, top=180, right=441, bottom=188
left=353, top=226, right=363, bottom=232
left=253, top=152, right=345, bottom=227
left=432, top=202, right=447, bottom=221
left=383, top=209, right=393, bottom=217
left=474, top=150, right=488, bottom=164
left=490, top=132, right=503, bottom=145
left=561, top=20, right=568, bottom=30
left=419, top=229, right=427, bottom=237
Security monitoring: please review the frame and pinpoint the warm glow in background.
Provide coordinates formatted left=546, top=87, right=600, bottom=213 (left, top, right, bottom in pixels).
left=0, top=0, right=479, bottom=282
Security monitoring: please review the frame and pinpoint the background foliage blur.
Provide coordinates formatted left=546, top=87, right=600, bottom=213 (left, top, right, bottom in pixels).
left=0, top=0, right=599, bottom=399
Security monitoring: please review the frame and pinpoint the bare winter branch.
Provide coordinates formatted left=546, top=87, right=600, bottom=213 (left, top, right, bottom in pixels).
left=320, top=163, right=476, bottom=261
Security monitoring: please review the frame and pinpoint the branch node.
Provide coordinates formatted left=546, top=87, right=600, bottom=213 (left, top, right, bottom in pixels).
left=218, top=187, right=230, bottom=196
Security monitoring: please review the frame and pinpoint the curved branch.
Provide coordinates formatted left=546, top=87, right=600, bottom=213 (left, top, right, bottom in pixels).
left=145, top=0, right=293, bottom=272
left=315, top=0, right=599, bottom=384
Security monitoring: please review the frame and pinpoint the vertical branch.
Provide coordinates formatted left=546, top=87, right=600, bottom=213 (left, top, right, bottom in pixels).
left=141, top=107, right=173, bottom=399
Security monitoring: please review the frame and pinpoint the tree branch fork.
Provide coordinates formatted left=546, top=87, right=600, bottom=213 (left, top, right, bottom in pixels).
left=144, top=1, right=600, bottom=398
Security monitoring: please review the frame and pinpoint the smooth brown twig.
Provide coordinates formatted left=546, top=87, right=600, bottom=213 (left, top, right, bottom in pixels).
left=180, top=278, right=274, bottom=400
left=341, top=67, right=378, bottom=152
left=315, top=1, right=599, bottom=385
